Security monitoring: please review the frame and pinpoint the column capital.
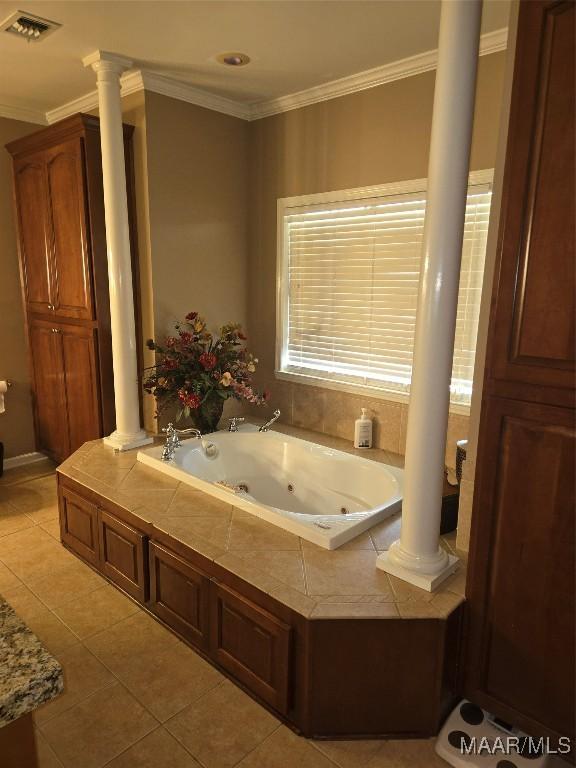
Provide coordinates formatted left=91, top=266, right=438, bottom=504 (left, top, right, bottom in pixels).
left=83, top=50, right=133, bottom=76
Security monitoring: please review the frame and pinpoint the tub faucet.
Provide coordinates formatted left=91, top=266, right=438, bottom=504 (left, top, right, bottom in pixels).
left=259, top=409, right=281, bottom=433
left=161, top=423, right=202, bottom=461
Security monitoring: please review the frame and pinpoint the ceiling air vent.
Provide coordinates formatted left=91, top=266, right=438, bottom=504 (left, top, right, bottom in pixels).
left=2, top=10, right=61, bottom=42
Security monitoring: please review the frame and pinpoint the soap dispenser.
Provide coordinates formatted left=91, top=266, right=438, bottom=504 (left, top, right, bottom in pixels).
left=354, top=408, right=373, bottom=449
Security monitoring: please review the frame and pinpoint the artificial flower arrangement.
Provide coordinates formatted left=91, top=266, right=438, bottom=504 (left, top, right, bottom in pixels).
left=144, top=311, right=269, bottom=433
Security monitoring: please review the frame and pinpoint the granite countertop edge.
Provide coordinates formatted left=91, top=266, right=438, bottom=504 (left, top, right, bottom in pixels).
left=0, top=597, right=64, bottom=727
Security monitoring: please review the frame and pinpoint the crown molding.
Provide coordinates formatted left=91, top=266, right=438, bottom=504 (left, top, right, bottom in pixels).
left=139, top=71, right=252, bottom=120
left=249, top=27, right=508, bottom=119
left=0, top=103, right=47, bottom=125
left=17, top=26, right=508, bottom=127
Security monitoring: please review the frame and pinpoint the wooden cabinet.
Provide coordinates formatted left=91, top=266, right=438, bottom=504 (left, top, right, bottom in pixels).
left=28, top=321, right=69, bottom=460
left=7, top=114, right=138, bottom=462
left=44, top=139, right=93, bottom=320
left=28, top=319, right=101, bottom=459
left=210, top=582, right=291, bottom=714
left=99, top=510, right=148, bottom=602
left=12, top=154, right=53, bottom=315
left=465, top=0, right=575, bottom=746
left=149, top=542, right=210, bottom=650
left=59, top=485, right=100, bottom=566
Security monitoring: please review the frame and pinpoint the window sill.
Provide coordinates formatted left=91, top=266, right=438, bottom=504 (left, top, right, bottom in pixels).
left=275, top=370, right=471, bottom=417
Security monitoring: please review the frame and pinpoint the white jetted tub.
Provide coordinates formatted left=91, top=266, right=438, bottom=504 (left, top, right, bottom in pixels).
left=137, top=425, right=403, bottom=549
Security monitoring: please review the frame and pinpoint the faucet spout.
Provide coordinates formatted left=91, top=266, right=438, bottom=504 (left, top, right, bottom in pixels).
left=259, top=409, right=281, bottom=433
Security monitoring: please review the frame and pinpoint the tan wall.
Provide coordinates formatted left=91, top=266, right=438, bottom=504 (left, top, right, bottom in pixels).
left=142, top=92, right=250, bottom=428
left=457, top=4, right=520, bottom=551
left=247, top=51, right=506, bottom=464
left=0, top=116, right=39, bottom=459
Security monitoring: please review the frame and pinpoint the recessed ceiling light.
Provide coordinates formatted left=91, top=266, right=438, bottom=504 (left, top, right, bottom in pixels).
left=216, top=52, right=251, bottom=67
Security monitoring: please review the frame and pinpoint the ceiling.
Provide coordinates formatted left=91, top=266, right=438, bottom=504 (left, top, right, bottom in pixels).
left=0, top=0, right=511, bottom=116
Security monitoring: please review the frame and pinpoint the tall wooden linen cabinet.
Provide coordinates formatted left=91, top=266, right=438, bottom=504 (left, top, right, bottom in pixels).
left=465, top=0, right=575, bottom=750
left=7, top=114, right=138, bottom=463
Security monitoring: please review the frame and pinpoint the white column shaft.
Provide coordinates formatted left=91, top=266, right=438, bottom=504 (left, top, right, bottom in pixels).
left=88, top=55, right=151, bottom=450
left=378, top=0, right=482, bottom=590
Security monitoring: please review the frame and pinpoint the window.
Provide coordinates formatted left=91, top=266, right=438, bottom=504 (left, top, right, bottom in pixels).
left=276, top=171, right=493, bottom=409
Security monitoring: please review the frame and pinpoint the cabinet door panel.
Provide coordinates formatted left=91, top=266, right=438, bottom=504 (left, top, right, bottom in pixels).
left=28, top=321, right=68, bottom=461
left=467, top=397, right=575, bottom=739
left=13, top=158, right=53, bottom=313
left=489, top=0, right=575, bottom=401
left=149, top=542, right=210, bottom=650
left=210, top=582, right=291, bottom=714
left=98, top=509, right=148, bottom=602
left=59, top=486, right=99, bottom=566
left=46, top=139, right=93, bottom=320
left=60, top=324, right=101, bottom=453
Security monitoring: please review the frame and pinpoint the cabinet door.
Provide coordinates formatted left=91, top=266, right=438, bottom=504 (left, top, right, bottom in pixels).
left=28, top=320, right=69, bottom=461
left=149, top=542, right=210, bottom=650
left=45, top=139, right=93, bottom=320
left=60, top=324, right=102, bottom=453
left=98, top=509, right=148, bottom=602
left=488, top=0, right=575, bottom=405
left=466, top=397, right=575, bottom=740
left=210, top=582, right=291, bottom=714
left=13, top=156, right=53, bottom=314
left=59, top=485, right=99, bottom=566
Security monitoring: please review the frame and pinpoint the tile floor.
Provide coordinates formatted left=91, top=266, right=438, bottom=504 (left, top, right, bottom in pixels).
left=0, top=461, right=451, bottom=768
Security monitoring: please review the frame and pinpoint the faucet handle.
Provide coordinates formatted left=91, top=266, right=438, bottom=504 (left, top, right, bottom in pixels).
left=162, top=422, right=176, bottom=436
left=228, top=417, right=245, bottom=432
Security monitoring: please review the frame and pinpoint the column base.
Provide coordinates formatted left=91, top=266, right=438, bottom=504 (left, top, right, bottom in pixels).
left=376, top=541, right=459, bottom=592
left=103, top=430, right=153, bottom=452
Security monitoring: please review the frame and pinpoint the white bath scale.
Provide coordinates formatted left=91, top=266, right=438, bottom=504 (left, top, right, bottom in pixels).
left=436, top=699, right=556, bottom=768
left=137, top=425, right=403, bottom=549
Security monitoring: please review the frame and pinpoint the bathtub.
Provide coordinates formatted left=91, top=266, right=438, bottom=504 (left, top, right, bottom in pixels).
left=137, top=425, right=403, bottom=549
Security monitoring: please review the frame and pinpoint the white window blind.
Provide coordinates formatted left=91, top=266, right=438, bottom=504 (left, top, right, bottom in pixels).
left=277, top=175, right=492, bottom=407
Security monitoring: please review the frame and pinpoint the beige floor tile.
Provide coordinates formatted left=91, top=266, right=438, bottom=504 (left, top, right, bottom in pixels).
left=0, top=558, right=20, bottom=589
left=40, top=520, right=63, bottom=541
left=105, top=727, right=203, bottom=768
left=0, top=500, right=36, bottom=538
left=53, top=584, right=140, bottom=639
left=40, top=682, right=157, bottom=768
left=166, top=679, right=278, bottom=768
left=236, top=725, right=335, bottom=768
left=0, top=527, right=76, bottom=582
left=228, top=509, right=300, bottom=551
left=313, top=738, right=386, bottom=768
left=33, top=644, right=116, bottom=725
left=4, top=475, right=58, bottom=514
left=237, top=550, right=306, bottom=591
left=35, top=727, right=65, bottom=768
left=366, top=737, right=447, bottom=768
left=0, top=459, right=57, bottom=487
left=25, top=502, right=60, bottom=525
left=1, top=583, right=80, bottom=655
left=26, top=559, right=105, bottom=609
left=85, top=612, right=224, bottom=722
left=303, top=550, right=395, bottom=598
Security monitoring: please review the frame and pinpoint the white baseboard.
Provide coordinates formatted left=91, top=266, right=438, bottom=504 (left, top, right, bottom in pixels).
left=3, top=451, right=47, bottom=470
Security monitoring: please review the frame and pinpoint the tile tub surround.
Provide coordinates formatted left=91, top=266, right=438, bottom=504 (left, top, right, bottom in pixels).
left=250, top=380, right=469, bottom=469
left=0, top=595, right=63, bottom=725
left=56, top=429, right=467, bottom=621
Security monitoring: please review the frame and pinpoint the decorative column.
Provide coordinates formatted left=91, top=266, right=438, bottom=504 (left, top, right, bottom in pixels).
left=376, top=0, right=482, bottom=590
left=83, top=51, right=152, bottom=451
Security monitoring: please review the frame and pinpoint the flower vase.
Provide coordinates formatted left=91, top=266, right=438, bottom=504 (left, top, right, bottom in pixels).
left=192, top=396, right=225, bottom=434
